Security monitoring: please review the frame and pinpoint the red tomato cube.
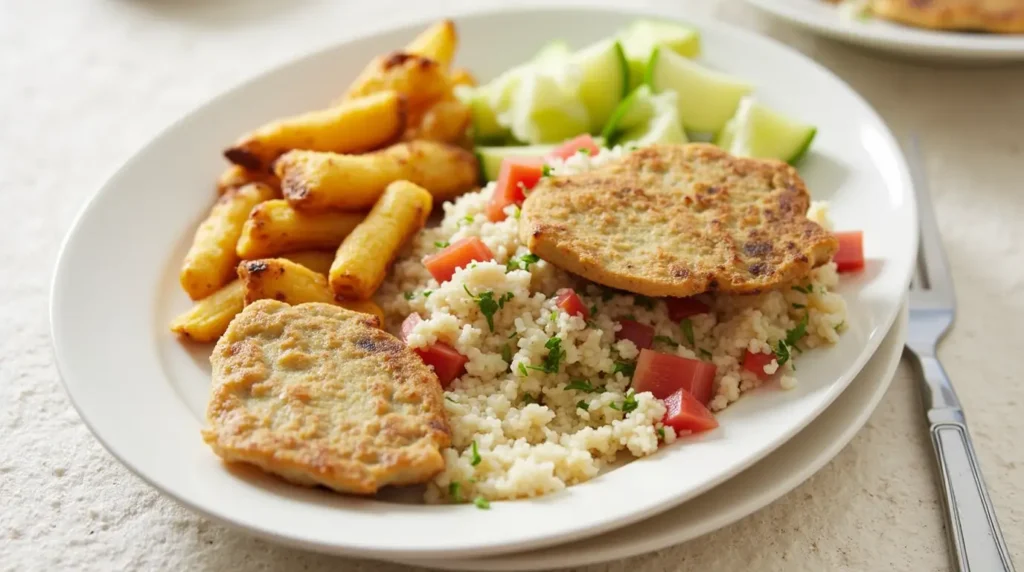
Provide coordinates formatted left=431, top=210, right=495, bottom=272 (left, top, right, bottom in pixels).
left=632, top=349, right=717, bottom=404
left=615, top=319, right=654, bottom=350
left=486, top=157, right=545, bottom=222
left=415, top=343, right=467, bottom=388
left=662, top=388, right=719, bottom=434
left=665, top=297, right=710, bottom=321
left=554, top=288, right=589, bottom=320
left=834, top=230, right=864, bottom=273
left=423, top=237, right=494, bottom=284
left=400, top=313, right=422, bottom=342
left=548, top=134, right=601, bottom=160
left=742, top=350, right=776, bottom=380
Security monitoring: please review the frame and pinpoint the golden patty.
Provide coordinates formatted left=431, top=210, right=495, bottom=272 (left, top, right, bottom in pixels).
left=202, top=300, right=450, bottom=494
left=519, top=143, right=837, bottom=298
left=870, top=0, right=1024, bottom=34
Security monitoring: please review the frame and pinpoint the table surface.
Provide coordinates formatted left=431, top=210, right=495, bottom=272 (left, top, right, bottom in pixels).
left=2, top=0, right=1022, bottom=570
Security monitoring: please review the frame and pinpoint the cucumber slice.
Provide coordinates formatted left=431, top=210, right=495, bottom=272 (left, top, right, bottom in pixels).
left=500, top=70, right=590, bottom=144
left=533, top=41, right=571, bottom=68
left=571, top=39, right=629, bottom=133
left=620, top=20, right=701, bottom=89
left=456, top=85, right=510, bottom=144
left=645, top=47, right=753, bottom=134
left=617, top=90, right=688, bottom=146
left=601, top=85, right=656, bottom=142
left=715, top=97, right=817, bottom=164
left=475, top=144, right=556, bottom=181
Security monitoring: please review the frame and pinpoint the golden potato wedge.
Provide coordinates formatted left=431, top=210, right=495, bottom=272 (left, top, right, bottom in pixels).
left=235, top=199, right=364, bottom=259
left=277, top=141, right=477, bottom=211
left=449, top=67, right=476, bottom=88
left=179, top=183, right=276, bottom=300
left=239, top=258, right=384, bottom=324
left=330, top=181, right=432, bottom=299
left=405, top=20, right=457, bottom=69
left=224, top=90, right=407, bottom=172
left=341, top=53, right=451, bottom=116
left=402, top=97, right=472, bottom=144
left=170, top=250, right=338, bottom=342
left=169, top=280, right=245, bottom=343
left=216, top=165, right=281, bottom=195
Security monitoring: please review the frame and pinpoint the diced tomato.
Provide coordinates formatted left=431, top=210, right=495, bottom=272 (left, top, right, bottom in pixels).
left=834, top=230, right=864, bottom=273
left=632, top=348, right=717, bottom=404
left=486, top=157, right=545, bottom=222
left=742, top=350, right=776, bottom=380
left=400, top=313, right=422, bottom=342
left=665, top=297, right=710, bottom=321
left=548, top=134, right=601, bottom=160
left=554, top=288, right=589, bottom=321
left=423, top=237, right=494, bottom=284
left=662, top=388, right=719, bottom=434
left=615, top=319, right=654, bottom=350
left=415, top=343, right=467, bottom=388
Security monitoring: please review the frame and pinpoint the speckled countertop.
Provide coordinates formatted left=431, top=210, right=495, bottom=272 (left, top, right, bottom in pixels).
left=2, top=0, right=1021, bottom=570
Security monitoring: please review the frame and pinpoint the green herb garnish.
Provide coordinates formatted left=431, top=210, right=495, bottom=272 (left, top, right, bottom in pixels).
left=576, top=400, right=589, bottom=411
left=792, top=303, right=805, bottom=309
left=565, top=379, right=597, bottom=393
left=653, top=335, right=678, bottom=348
left=445, top=395, right=456, bottom=403
left=506, top=253, right=540, bottom=271
left=699, top=348, right=713, bottom=360
left=517, top=362, right=528, bottom=376
left=434, top=240, right=450, bottom=249
left=785, top=314, right=809, bottom=347
left=835, top=321, right=845, bottom=332
left=470, top=441, right=481, bottom=466
left=680, top=318, right=695, bottom=346
left=589, top=304, right=598, bottom=316
left=463, top=286, right=513, bottom=331
left=577, top=148, right=591, bottom=156
left=403, top=291, right=415, bottom=300
left=775, top=340, right=792, bottom=366
left=792, top=284, right=812, bottom=294
left=473, top=496, right=490, bottom=510
left=657, top=427, right=666, bottom=440
left=538, top=336, right=565, bottom=373
left=522, top=393, right=538, bottom=405
left=423, top=290, right=432, bottom=298
left=541, top=164, right=552, bottom=177
left=448, top=481, right=462, bottom=502
left=610, top=390, right=639, bottom=414
left=501, top=343, right=512, bottom=364
left=512, top=206, right=521, bottom=220
left=460, top=215, right=475, bottom=226
left=613, top=361, right=635, bottom=377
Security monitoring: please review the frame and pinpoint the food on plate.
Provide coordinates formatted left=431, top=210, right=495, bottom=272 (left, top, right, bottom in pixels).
left=449, top=67, right=476, bottom=88
left=202, top=300, right=451, bottom=494
left=216, top=165, right=280, bottom=195
left=645, top=46, right=753, bottom=134
left=224, top=90, right=407, bottom=172
left=235, top=200, right=364, bottom=259
left=618, top=19, right=701, bottom=88
left=405, top=19, right=458, bottom=68
left=401, top=97, right=473, bottom=144
left=180, top=183, right=277, bottom=300
left=330, top=181, right=433, bottom=300
left=716, top=97, right=817, bottom=165
left=519, top=143, right=838, bottom=298
left=835, top=0, right=1024, bottom=34
left=341, top=53, right=451, bottom=116
left=276, top=141, right=477, bottom=211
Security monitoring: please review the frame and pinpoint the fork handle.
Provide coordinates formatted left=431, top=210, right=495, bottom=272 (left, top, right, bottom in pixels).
left=930, top=420, right=1015, bottom=571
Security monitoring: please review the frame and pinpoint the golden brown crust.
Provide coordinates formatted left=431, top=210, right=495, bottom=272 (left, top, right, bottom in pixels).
left=202, top=300, right=450, bottom=494
left=870, top=0, right=1024, bottom=33
left=519, top=144, right=838, bottom=298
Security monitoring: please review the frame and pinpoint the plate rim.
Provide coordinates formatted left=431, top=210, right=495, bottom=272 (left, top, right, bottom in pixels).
left=49, top=3, right=918, bottom=560
left=743, top=0, right=1024, bottom=59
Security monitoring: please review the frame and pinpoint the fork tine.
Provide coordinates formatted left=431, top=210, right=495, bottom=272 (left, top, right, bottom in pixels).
left=905, top=136, right=954, bottom=302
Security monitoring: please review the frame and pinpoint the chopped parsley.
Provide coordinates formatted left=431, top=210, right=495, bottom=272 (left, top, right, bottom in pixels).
left=634, top=295, right=654, bottom=310
left=653, top=335, right=678, bottom=348
left=565, top=379, right=598, bottom=393
left=473, top=496, right=491, bottom=510
left=512, top=206, right=521, bottom=220
left=434, top=240, right=450, bottom=249
left=470, top=441, right=482, bottom=466
left=506, top=253, right=540, bottom=271
left=775, top=340, right=792, bottom=366
left=403, top=291, right=415, bottom=300
left=422, top=290, right=432, bottom=298
left=501, top=343, right=512, bottom=364
left=577, top=148, right=591, bottom=156
left=610, top=390, right=639, bottom=414
left=699, top=348, right=713, bottom=360
left=549, top=310, right=558, bottom=322
left=444, top=395, right=457, bottom=403
left=680, top=318, right=695, bottom=346
left=657, top=427, right=666, bottom=440
left=508, top=331, right=518, bottom=339
left=541, top=164, right=553, bottom=177
left=522, top=393, right=539, bottom=405
left=517, top=362, right=529, bottom=376
left=785, top=314, right=809, bottom=347
left=537, top=336, right=565, bottom=373
left=460, top=215, right=475, bottom=226
left=448, top=481, right=462, bottom=502
left=835, top=321, right=845, bottom=332
left=792, top=303, right=806, bottom=309
left=589, top=304, right=598, bottom=316
left=463, top=286, right=514, bottom=331
left=613, top=361, right=635, bottom=377
left=792, top=284, right=813, bottom=294
left=576, top=400, right=589, bottom=411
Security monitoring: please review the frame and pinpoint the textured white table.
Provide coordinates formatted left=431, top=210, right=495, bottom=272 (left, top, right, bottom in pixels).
left=2, top=0, right=1022, bottom=570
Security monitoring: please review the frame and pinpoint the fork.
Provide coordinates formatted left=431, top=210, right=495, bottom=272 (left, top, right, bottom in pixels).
left=904, top=136, right=1015, bottom=572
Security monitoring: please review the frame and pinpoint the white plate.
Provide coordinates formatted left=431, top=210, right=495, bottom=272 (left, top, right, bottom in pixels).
left=49, top=5, right=916, bottom=561
left=398, top=303, right=908, bottom=571
left=744, top=0, right=1024, bottom=60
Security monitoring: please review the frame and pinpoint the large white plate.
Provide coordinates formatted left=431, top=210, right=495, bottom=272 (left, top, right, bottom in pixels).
left=49, top=5, right=916, bottom=561
left=744, top=0, right=1024, bottom=60
left=398, top=303, right=907, bottom=570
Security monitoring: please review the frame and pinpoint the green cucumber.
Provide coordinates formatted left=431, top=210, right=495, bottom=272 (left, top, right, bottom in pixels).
left=475, top=144, right=556, bottom=181
left=715, top=97, right=817, bottom=164
left=618, top=91, right=687, bottom=146
left=571, top=39, right=629, bottom=133
left=533, top=41, right=571, bottom=68
left=645, top=47, right=753, bottom=134
left=501, top=71, right=590, bottom=144
left=456, top=85, right=510, bottom=144
left=620, top=20, right=701, bottom=89
left=601, top=85, right=658, bottom=143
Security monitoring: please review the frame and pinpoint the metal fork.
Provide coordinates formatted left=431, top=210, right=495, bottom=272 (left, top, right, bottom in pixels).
left=904, top=136, right=1015, bottom=572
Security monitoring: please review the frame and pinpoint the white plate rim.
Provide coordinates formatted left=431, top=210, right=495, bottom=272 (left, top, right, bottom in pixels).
left=395, top=302, right=908, bottom=570
left=49, top=3, right=918, bottom=560
left=743, top=0, right=1024, bottom=59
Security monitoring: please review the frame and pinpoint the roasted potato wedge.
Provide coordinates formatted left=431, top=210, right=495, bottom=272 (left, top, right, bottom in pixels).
left=402, top=97, right=472, bottom=144
left=179, top=183, right=276, bottom=300
left=449, top=67, right=476, bottom=88
left=235, top=199, right=364, bottom=259
left=277, top=141, right=477, bottom=211
left=329, top=181, right=432, bottom=300
left=224, top=90, right=407, bottom=172
left=216, top=165, right=280, bottom=195
left=341, top=53, right=451, bottom=117
left=278, top=249, right=336, bottom=276
left=239, top=258, right=385, bottom=324
left=405, top=20, right=457, bottom=69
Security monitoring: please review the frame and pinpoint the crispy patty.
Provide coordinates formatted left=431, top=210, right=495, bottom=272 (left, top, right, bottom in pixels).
left=202, top=300, right=450, bottom=495
left=870, top=0, right=1024, bottom=34
left=519, top=144, right=837, bottom=298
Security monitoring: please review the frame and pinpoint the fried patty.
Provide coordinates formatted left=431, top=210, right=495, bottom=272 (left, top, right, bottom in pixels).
left=202, top=300, right=450, bottom=495
left=519, top=144, right=837, bottom=298
left=870, top=0, right=1024, bottom=34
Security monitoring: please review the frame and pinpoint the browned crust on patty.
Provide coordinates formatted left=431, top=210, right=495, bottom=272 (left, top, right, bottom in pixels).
left=202, top=300, right=450, bottom=494
left=870, top=0, right=1024, bottom=34
left=519, top=143, right=838, bottom=298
